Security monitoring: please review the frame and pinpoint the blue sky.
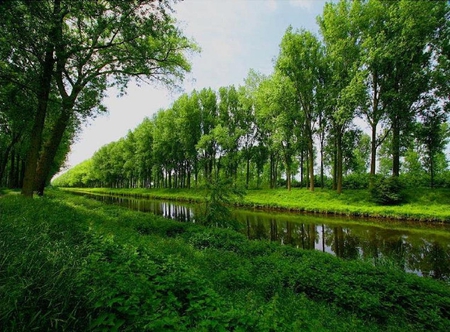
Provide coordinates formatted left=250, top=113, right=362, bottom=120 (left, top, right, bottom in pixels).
left=66, top=0, right=329, bottom=169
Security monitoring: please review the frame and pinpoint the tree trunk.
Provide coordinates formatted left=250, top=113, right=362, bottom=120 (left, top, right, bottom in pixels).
left=246, top=156, right=250, bottom=189
left=308, top=136, right=314, bottom=191
left=13, top=157, right=21, bottom=188
left=34, top=109, right=72, bottom=196
left=392, top=114, right=400, bottom=177
left=8, top=149, right=16, bottom=188
left=0, top=133, right=20, bottom=185
left=286, top=166, right=291, bottom=191
left=21, top=0, right=60, bottom=197
left=336, top=132, right=343, bottom=194
left=332, top=136, right=337, bottom=191
left=299, top=149, right=304, bottom=188
left=269, top=153, right=274, bottom=189
left=21, top=48, right=54, bottom=197
left=430, top=155, right=435, bottom=188
left=320, top=135, right=324, bottom=189
left=369, top=123, right=377, bottom=188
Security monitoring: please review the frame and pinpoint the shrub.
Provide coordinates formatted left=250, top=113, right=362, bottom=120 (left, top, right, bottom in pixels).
left=187, top=227, right=247, bottom=252
left=343, top=173, right=370, bottom=189
left=369, top=176, right=406, bottom=205
left=200, top=178, right=245, bottom=229
left=434, top=171, right=450, bottom=188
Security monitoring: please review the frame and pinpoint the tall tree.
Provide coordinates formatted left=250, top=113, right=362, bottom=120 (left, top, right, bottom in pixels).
left=417, top=109, right=449, bottom=188
left=1, top=0, right=196, bottom=196
left=0, top=0, right=61, bottom=196
left=320, top=0, right=388, bottom=189
left=379, top=0, right=448, bottom=177
left=134, top=118, right=155, bottom=188
left=197, top=88, right=218, bottom=183
left=237, top=82, right=257, bottom=189
left=255, top=73, right=299, bottom=191
left=276, top=27, right=324, bottom=191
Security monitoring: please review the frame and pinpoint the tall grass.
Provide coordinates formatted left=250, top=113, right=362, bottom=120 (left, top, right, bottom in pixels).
left=1, top=190, right=450, bottom=331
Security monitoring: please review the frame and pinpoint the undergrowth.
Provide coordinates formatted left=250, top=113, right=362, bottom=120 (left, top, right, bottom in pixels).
left=1, top=190, right=449, bottom=331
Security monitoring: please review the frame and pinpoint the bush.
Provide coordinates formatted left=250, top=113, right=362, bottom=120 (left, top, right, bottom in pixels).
left=369, top=176, right=406, bottom=205
left=200, top=178, right=244, bottom=229
left=343, top=173, right=370, bottom=189
left=434, top=171, right=450, bottom=188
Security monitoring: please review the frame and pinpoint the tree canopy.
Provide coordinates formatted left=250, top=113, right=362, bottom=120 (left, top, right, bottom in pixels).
left=3, top=0, right=448, bottom=194
left=0, top=0, right=197, bottom=196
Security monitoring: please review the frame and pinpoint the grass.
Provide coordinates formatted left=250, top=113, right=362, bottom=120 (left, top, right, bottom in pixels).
left=1, top=189, right=450, bottom=331
left=61, top=186, right=450, bottom=222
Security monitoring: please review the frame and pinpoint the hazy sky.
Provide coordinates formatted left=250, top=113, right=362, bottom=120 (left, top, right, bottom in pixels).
left=66, top=0, right=328, bottom=170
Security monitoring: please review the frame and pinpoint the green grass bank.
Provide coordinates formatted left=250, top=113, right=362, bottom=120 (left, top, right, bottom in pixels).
left=61, top=187, right=450, bottom=222
left=1, top=189, right=450, bottom=331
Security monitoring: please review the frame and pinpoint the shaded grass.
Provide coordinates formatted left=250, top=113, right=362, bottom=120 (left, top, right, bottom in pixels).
left=1, top=189, right=450, bottom=331
left=62, top=186, right=450, bottom=222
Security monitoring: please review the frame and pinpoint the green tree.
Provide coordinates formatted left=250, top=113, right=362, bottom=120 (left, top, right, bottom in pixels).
left=1, top=0, right=59, bottom=196
left=417, top=109, right=449, bottom=188
left=218, top=86, right=246, bottom=185
left=242, top=70, right=268, bottom=188
left=1, top=0, right=196, bottom=197
left=379, top=0, right=448, bottom=177
left=237, top=82, right=257, bottom=189
left=318, top=2, right=362, bottom=193
left=197, top=88, right=219, bottom=183
left=254, top=76, right=280, bottom=189
left=276, top=27, right=324, bottom=191
left=173, top=92, right=202, bottom=188
left=133, top=118, right=155, bottom=188
left=255, top=73, right=299, bottom=191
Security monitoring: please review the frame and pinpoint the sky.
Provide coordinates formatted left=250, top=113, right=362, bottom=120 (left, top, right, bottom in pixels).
left=65, top=0, right=329, bottom=170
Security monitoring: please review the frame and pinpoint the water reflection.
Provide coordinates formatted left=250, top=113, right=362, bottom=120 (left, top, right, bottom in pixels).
left=79, top=192, right=450, bottom=281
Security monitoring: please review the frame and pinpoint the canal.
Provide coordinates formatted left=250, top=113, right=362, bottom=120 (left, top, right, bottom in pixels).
left=75, top=191, right=450, bottom=281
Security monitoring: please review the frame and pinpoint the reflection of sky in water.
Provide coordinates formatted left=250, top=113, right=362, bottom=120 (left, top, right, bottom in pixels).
left=79, top=192, right=450, bottom=281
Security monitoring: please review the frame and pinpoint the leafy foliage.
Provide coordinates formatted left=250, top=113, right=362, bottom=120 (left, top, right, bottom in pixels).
left=1, top=190, right=450, bottom=331
left=370, top=176, right=406, bottom=206
left=200, top=178, right=245, bottom=229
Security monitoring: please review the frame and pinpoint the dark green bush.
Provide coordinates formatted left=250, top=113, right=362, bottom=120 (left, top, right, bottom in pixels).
left=187, top=227, right=247, bottom=252
left=343, top=173, right=370, bottom=189
left=369, top=176, right=406, bottom=205
left=434, top=171, right=450, bottom=188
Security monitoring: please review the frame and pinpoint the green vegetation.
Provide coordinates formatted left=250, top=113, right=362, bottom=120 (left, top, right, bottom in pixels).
left=0, top=0, right=196, bottom=196
left=1, top=189, right=450, bottom=331
left=61, top=187, right=450, bottom=222
left=51, top=0, right=449, bottom=195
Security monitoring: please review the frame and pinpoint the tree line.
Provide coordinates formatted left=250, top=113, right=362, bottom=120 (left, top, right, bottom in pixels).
left=0, top=0, right=196, bottom=196
left=2, top=1, right=449, bottom=195
left=54, top=0, right=450, bottom=192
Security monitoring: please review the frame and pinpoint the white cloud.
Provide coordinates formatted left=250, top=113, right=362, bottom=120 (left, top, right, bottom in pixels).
left=289, top=0, right=316, bottom=10
left=173, top=0, right=259, bottom=90
left=64, top=0, right=330, bottom=169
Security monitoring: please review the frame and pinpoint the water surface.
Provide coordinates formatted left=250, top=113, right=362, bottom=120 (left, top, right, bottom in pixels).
left=76, top=192, right=450, bottom=281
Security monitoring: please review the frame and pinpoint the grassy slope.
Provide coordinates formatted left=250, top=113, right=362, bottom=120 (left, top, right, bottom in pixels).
left=62, top=187, right=450, bottom=222
left=1, top=189, right=450, bottom=331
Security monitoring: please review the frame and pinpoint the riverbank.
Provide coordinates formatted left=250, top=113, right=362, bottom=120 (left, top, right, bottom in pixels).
left=1, top=189, right=449, bottom=331
left=61, top=187, right=450, bottom=223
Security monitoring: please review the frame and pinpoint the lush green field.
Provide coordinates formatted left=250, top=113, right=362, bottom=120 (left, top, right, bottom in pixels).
left=1, top=189, right=450, bottom=331
left=62, top=187, right=450, bottom=222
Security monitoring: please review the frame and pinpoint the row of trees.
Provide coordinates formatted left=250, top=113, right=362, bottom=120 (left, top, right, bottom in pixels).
left=54, top=0, right=450, bottom=192
left=0, top=0, right=196, bottom=196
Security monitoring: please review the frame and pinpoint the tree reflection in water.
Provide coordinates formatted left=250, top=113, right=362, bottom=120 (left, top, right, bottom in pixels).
left=79, top=192, right=450, bottom=281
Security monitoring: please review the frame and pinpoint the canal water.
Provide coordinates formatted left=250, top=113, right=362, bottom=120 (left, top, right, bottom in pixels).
left=76, top=192, right=450, bottom=281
